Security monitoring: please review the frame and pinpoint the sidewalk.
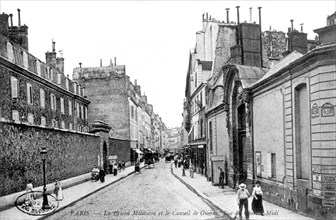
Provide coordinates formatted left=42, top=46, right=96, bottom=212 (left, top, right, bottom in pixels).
left=0, top=163, right=146, bottom=220
left=172, top=166, right=314, bottom=220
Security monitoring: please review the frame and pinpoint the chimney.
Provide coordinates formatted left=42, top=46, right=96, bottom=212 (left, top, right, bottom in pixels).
left=9, top=14, right=13, bottom=27
left=290, top=19, right=294, bottom=32
left=0, top=13, right=9, bottom=37
left=300, top=23, right=304, bottom=32
left=135, top=79, right=137, bottom=86
left=17, top=9, right=21, bottom=27
left=249, top=7, right=252, bottom=23
left=114, top=57, right=117, bottom=66
left=100, top=59, right=102, bottom=67
left=206, top=12, right=208, bottom=20
left=45, top=39, right=57, bottom=68
left=110, top=59, right=113, bottom=66
left=79, top=62, right=82, bottom=68
left=236, top=6, right=240, bottom=24
left=202, top=13, right=205, bottom=22
left=52, top=40, right=56, bottom=52
left=226, top=8, right=230, bottom=23
left=258, top=7, right=263, bottom=67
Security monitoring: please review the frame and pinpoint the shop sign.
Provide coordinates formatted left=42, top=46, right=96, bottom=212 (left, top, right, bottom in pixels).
left=321, top=102, right=334, bottom=117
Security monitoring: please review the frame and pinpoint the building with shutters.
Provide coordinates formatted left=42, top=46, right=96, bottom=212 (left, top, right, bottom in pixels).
left=0, top=11, right=89, bottom=132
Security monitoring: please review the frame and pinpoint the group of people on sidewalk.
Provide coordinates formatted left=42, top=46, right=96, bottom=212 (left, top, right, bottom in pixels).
left=236, top=181, right=264, bottom=220
left=91, top=161, right=126, bottom=183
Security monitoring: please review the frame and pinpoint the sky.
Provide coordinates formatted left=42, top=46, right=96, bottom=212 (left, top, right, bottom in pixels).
left=1, top=0, right=335, bottom=128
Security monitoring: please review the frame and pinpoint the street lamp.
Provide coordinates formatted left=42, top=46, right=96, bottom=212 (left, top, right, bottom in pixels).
left=40, top=147, right=49, bottom=210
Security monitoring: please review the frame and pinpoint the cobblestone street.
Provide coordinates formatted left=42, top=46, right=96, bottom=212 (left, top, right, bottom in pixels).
left=46, top=161, right=225, bottom=220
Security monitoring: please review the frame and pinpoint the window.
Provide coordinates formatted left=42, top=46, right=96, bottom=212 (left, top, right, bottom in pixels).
left=76, top=102, right=80, bottom=117
left=41, top=116, right=46, bottom=127
left=60, top=97, right=64, bottom=114
left=7, top=42, right=14, bottom=63
left=12, top=110, right=19, bottom=122
left=61, top=121, right=65, bottom=129
left=49, top=68, right=53, bottom=81
left=27, top=83, right=33, bottom=104
left=66, top=78, right=69, bottom=90
left=271, top=153, right=276, bottom=178
left=73, top=82, right=77, bottom=94
left=22, top=51, right=28, bottom=69
left=52, top=119, right=58, bottom=128
left=50, top=94, right=56, bottom=111
left=200, top=118, right=203, bottom=137
left=131, top=106, right=134, bottom=118
left=11, top=76, right=18, bottom=99
left=84, top=106, right=88, bottom=120
left=68, top=100, right=72, bottom=115
left=40, top=89, right=45, bottom=108
left=81, top=105, right=84, bottom=119
left=36, top=60, right=41, bottom=76
left=28, top=113, right=34, bottom=124
left=57, top=73, right=61, bottom=85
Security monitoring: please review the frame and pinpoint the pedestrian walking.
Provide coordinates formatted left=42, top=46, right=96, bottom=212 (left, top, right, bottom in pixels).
left=53, top=179, right=64, bottom=201
left=121, top=160, right=125, bottom=170
left=252, top=180, right=264, bottom=215
left=25, top=179, right=34, bottom=205
left=99, top=167, right=106, bottom=183
left=219, top=167, right=224, bottom=189
left=190, top=164, right=194, bottom=178
left=236, top=183, right=251, bottom=220
left=118, top=162, right=122, bottom=172
left=174, top=158, right=178, bottom=168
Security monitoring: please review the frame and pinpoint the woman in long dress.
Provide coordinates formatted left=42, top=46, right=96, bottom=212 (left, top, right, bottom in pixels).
left=25, top=179, right=34, bottom=205
left=54, top=179, right=64, bottom=201
left=252, top=180, right=265, bottom=215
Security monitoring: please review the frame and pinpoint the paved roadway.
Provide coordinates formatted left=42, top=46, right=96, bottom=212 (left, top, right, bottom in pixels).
left=46, top=161, right=226, bottom=220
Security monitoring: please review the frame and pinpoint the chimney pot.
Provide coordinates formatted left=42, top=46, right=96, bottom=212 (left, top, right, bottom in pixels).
left=110, top=59, right=113, bottom=66
left=249, top=7, right=252, bottom=23
left=79, top=62, right=82, bottom=68
left=236, top=6, right=240, bottom=24
left=206, top=12, right=208, bottom=20
left=9, top=14, right=13, bottom=27
left=290, top=19, right=294, bottom=32
left=52, top=40, right=56, bottom=52
left=17, top=9, right=21, bottom=27
left=226, top=8, right=230, bottom=23
left=114, top=57, right=117, bottom=66
left=100, top=59, right=102, bottom=67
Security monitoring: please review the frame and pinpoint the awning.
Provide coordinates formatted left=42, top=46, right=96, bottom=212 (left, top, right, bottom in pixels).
left=133, top=149, right=143, bottom=154
left=144, top=148, right=156, bottom=153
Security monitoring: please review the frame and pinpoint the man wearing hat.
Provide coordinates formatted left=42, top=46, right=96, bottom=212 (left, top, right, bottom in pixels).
left=237, top=182, right=251, bottom=220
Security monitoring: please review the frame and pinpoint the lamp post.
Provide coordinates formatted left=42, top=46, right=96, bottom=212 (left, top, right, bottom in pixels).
left=40, top=147, right=49, bottom=210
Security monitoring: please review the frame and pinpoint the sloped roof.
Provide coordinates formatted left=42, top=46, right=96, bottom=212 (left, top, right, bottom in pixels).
left=253, top=51, right=303, bottom=86
left=233, top=65, right=268, bottom=88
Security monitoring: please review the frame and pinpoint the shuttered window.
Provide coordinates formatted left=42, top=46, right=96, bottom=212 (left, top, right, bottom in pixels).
left=27, top=83, right=33, bottom=104
left=40, top=89, right=45, bottom=108
left=11, top=77, right=18, bottom=99
left=60, top=97, right=64, bottom=114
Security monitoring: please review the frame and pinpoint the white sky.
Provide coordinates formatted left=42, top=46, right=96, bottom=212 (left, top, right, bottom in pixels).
left=1, top=0, right=335, bottom=128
